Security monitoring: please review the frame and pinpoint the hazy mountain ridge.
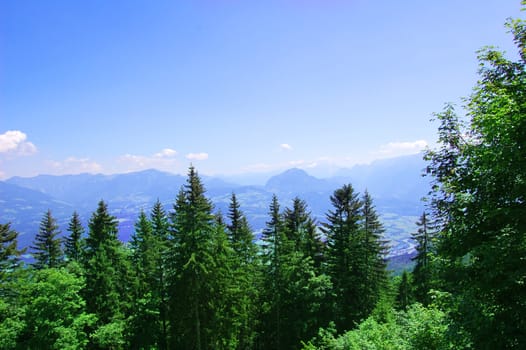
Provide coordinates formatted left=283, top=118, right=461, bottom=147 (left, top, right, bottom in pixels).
left=2, top=154, right=429, bottom=255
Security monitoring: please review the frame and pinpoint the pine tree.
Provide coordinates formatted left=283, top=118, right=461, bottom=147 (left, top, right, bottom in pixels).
left=225, top=193, right=260, bottom=349
left=0, top=222, right=26, bottom=281
left=260, top=195, right=332, bottom=349
left=64, top=211, right=84, bottom=262
left=129, top=210, right=160, bottom=349
left=283, top=197, right=324, bottom=268
left=168, top=166, right=236, bottom=349
left=360, top=191, right=388, bottom=315
left=321, top=184, right=362, bottom=331
left=150, top=199, right=170, bottom=350
left=259, top=194, right=285, bottom=349
left=227, top=192, right=257, bottom=263
left=411, top=212, right=434, bottom=305
left=396, top=271, right=413, bottom=311
left=31, top=209, right=63, bottom=269
left=83, top=200, right=131, bottom=347
left=283, top=197, right=311, bottom=250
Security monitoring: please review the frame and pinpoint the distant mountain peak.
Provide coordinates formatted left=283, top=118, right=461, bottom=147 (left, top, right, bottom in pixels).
left=265, top=168, right=330, bottom=194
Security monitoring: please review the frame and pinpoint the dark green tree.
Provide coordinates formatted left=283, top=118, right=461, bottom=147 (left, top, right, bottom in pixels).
left=150, top=200, right=170, bottom=350
left=31, top=209, right=63, bottom=269
left=321, top=184, right=362, bottom=331
left=259, top=194, right=285, bottom=349
left=359, top=191, right=388, bottom=315
left=227, top=192, right=257, bottom=263
left=225, top=193, right=260, bottom=349
left=64, top=211, right=84, bottom=262
left=0, top=223, right=25, bottom=281
left=260, top=195, right=332, bottom=349
left=83, top=200, right=131, bottom=348
left=411, top=212, right=435, bottom=305
left=128, top=210, right=159, bottom=349
left=283, top=197, right=324, bottom=268
left=395, top=271, right=413, bottom=311
left=168, top=166, right=238, bottom=349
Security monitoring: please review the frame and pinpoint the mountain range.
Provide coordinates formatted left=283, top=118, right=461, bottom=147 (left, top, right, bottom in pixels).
left=1, top=154, right=429, bottom=257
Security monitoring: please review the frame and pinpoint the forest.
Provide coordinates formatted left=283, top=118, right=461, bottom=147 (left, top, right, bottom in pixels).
left=2, top=9, right=526, bottom=350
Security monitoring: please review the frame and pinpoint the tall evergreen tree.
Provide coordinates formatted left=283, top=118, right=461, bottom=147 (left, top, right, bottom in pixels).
left=128, top=210, right=158, bottom=349
left=396, top=270, right=413, bottom=311
left=227, top=193, right=257, bottom=263
left=83, top=200, right=131, bottom=348
left=31, top=209, right=63, bottom=269
left=283, top=197, right=311, bottom=250
left=150, top=199, right=170, bottom=350
left=411, top=212, right=435, bottom=305
left=260, top=195, right=332, bottom=349
left=283, top=197, right=324, bottom=267
left=64, top=211, right=84, bottom=262
left=168, top=166, right=237, bottom=349
left=259, top=194, right=285, bottom=349
left=321, top=184, right=362, bottom=331
left=359, top=191, right=388, bottom=314
left=225, top=193, right=260, bottom=349
left=0, top=222, right=25, bottom=281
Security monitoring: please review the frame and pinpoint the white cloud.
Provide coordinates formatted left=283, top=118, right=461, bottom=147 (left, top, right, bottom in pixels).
left=117, top=148, right=182, bottom=172
left=154, top=148, right=177, bottom=158
left=376, top=140, right=428, bottom=158
left=186, top=152, right=209, bottom=161
left=49, top=157, right=102, bottom=174
left=0, top=130, right=37, bottom=156
left=280, top=143, right=292, bottom=151
left=288, top=160, right=305, bottom=166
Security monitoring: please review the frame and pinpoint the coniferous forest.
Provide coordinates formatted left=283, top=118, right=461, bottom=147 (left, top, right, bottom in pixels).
left=2, top=9, right=526, bottom=350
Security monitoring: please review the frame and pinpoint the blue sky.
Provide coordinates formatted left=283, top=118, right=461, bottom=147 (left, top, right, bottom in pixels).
left=1, top=0, right=523, bottom=179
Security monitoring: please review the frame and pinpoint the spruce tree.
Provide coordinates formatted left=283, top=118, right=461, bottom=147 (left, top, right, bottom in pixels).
left=321, top=184, right=362, bottom=331
left=225, top=193, right=260, bottom=349
left=31, top=209, right=63, bottom=269
left=0, top=222, right=25, bottom=280
left=259, top=194, right=285, bottom=349
left=283, top=197, right=324, bottom=268
left=168, top=166, right=236, bottom=349
left=64, top=211, right=84, bottom=262
left=83, top=200, right=131, bottom=347
left=227, top=192, right=257, bottom=263
left=360, top=191, right=388, bottom=315
left=411, top=212, right=435, bottom=305
left=129, top=210, right=160, bottom=349
left=396, top=270, right=413, bottom=311
left=150, top=199, right=170, bottom=350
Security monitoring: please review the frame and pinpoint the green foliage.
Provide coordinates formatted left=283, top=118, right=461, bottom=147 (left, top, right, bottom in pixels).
left=168, top=166, right=245, bottom=349
left=91, top=319, right=127, bottom=350
left=31, top=209, right=63, bottom=269
left=82, top=200, right=132, bottom=348
left=12, top=268, right=95, bottom=350
left=411, top=212, right=436, bottom=305
left=425, top=13, right=526, bottom=349
left=304, top=303, right=450, bottom=350
left=395, top=271, right=414, bottom=311
left=0, top=294, right=25, bottom=350
left=322, top=185, right=389, bottom=332
left=0, top=223, right=25, bottom=282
